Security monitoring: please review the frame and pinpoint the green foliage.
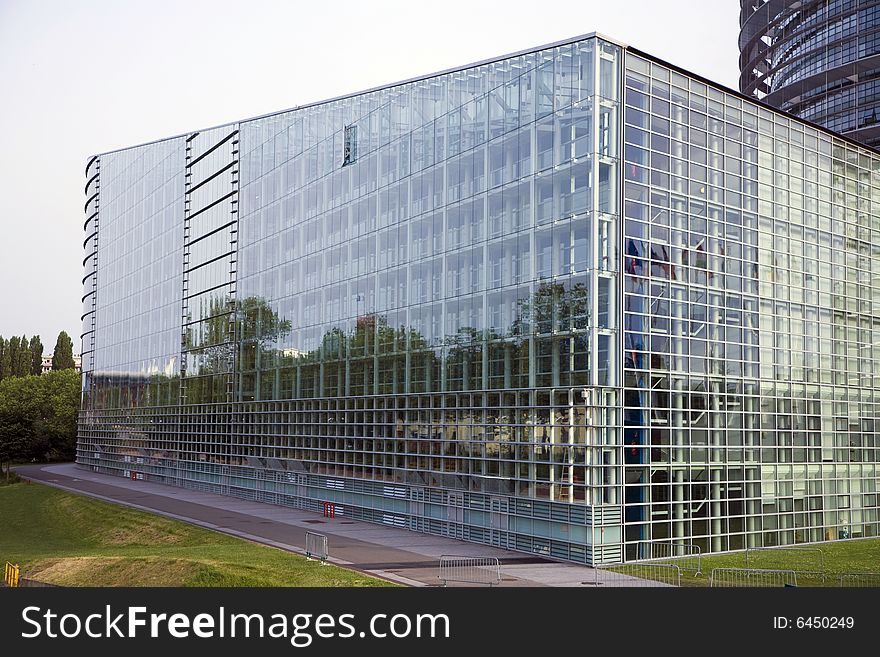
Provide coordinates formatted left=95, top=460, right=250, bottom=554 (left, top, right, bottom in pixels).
left=29, top=335, right=43, bottom=375
left=18, top=334, right=32, bottom=377
left=34, top=369, right=81, bottom=459
left=0, top=470, right=21, bottom=485
left=52, top=331, right=75, bottom=370
left=183, top=296, right=291, bottom=404
left=618, top=542, right=880, bottom=588
left=238, top=295, right=292, bottom=348
left=0, top=337, right=8, bottom=380
left=0, top=369, right=81, bottom=473
left=8, top=335, right=21, bottom=377
left=0, top=335, right=48, bottom=381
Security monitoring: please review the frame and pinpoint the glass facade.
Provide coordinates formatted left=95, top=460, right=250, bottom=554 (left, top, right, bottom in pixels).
left=78, top=34, right=880, bottom=565
left=625, top=54, right=879, bottom=557
left=740, top=0, right=880, bottom=148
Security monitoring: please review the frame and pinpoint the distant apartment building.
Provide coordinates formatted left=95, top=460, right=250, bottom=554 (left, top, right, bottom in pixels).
left=42, top=354, right=82, bottom=374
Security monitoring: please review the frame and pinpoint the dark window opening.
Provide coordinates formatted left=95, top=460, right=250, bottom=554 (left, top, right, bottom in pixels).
left=343, top=124, right=357, bottom=166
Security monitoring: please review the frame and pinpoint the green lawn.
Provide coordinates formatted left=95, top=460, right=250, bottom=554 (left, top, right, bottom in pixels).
left=0, top=481, right=394, bottom=587
left=621, top=539, right=880, bottom=587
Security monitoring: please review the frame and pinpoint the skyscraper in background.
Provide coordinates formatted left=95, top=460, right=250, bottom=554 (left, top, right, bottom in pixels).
left=739, top=0, right=880, bottom=148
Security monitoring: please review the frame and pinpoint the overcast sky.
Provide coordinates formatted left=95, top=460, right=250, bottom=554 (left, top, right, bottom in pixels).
left=0, top=0, right=740, bottom=352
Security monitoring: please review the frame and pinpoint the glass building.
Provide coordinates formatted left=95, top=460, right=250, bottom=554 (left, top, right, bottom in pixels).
left=739, top=0, right=880, bottom=148
left=79, top=33, right=880, bottom=565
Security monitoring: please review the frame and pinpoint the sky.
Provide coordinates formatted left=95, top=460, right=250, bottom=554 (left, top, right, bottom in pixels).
left=0, top=0, right=740, bottom=353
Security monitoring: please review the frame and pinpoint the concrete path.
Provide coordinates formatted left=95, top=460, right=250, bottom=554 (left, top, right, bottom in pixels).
left=14, top=463, right=606, bottom=587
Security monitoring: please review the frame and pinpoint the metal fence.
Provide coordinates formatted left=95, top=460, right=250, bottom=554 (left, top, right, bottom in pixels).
left=638, top=541, right=702, bottom=575
left=710, top=568, right=798, bottom=587
left=838, top=572, right=880, bottom=587
left=595, top=563, right=681, bottom=587
left=745, top=547, right=825, bottom=580
left=305, top=531, right=329, bottom=563
left=438, top=555, right=501, bottom=587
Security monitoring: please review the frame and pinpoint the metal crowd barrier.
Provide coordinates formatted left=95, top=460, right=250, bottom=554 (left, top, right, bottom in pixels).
left=638, top=540, right=702, bottom=575
left=438, top=555, right=501, bottom=587
left=596, top=563, right=682, bottom=587
left=710, top=568, right=798, bottom=587
left=838, top=572, right=880, bottom=587
left=305, top=531, right=329, bottom=563
left=745, top=546, right=825, bottom=581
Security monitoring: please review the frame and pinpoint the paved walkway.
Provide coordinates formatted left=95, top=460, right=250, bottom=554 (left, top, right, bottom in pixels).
left=14, top=463, right=604, bottom=587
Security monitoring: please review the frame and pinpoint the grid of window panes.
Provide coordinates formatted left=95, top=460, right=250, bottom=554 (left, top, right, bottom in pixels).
left=179, top=125, right=240, bottom=406
left=77, top=32, right=880, bottom=566
left=740, top=0, right=880, bottom=147
left=741, top=0, right=880, bottom=93
left=623, top=51, right=880, bottom=560
left=232, top=36, right=623, bottom=508
left=78, top=36, right=629, bottom=566
left=770, top=2, right=880, bottom=90
left=86, top=139, right=186, bottom=409
left=790, top=73, right=880, bottom=135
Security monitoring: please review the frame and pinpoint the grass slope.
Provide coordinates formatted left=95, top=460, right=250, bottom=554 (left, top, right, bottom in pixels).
left=683, top=539, right=880, bottom=587
left=0, top=482, right=393, bottom=587
left=616, top=539, right=880, bottom=587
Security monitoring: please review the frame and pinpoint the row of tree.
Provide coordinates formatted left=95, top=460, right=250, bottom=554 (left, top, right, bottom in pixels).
left=0, top=369, right=81, bottom=478
left=0, top=330, right=75, bottom=381
left=0, top=335, right=42, bottom=378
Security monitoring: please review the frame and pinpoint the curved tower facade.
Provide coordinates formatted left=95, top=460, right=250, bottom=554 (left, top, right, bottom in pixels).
left=740, top=0, right=880, bottom=148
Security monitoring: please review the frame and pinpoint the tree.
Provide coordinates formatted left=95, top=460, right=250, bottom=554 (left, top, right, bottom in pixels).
left=29, top=335, right=43, bottom=376
left=18, top=335, right=32, bottom=377
left=0, top=337, right=8, bottom=381
left=32, top=370, right=81, bottom=461
left=0, top=369, right=81, bottom=477
left=52, top=331, right=75, bottom=370
left=238, top=296, right=292, bottom=350
left=8, top=336, right=21, bottom=377
left=183, top=296, right=291, bottom=404
left=0, top=374, right=36, bottom=479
